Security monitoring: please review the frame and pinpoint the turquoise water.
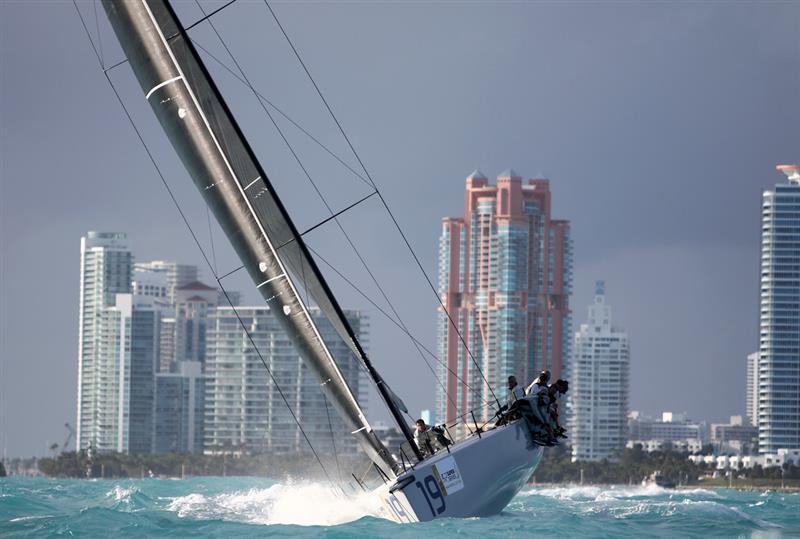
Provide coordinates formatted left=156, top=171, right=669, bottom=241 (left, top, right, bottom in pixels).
left=2, top=476, right=798, bottom=538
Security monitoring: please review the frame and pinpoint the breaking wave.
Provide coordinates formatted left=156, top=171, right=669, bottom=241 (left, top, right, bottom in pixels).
left=167, top=481, right=386, bottom=526
left=524, top=484, right=667, bottom=500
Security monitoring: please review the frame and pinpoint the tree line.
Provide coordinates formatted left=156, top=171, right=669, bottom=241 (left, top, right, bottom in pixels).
left=31, top=444, right=800, bottom=487
left=36, top=448, right=369, bottom=482
left=532, top=444, right=800, bottom=486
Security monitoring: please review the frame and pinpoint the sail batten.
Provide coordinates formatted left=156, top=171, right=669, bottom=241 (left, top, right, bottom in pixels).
left=101, top=0, right=404, bottom=477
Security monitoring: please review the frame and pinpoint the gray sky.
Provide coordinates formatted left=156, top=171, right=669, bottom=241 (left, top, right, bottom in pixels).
left=1, top=0, right=798, bottom=457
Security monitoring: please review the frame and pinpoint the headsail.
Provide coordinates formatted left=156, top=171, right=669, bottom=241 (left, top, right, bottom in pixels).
left=101, top=0, right=418, bottom=477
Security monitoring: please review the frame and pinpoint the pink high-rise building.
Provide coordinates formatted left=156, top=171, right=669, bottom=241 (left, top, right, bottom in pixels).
left=437, top=170, right=572, bottom=423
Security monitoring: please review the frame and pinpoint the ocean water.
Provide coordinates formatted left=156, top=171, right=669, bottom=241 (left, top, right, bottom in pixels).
left=2, top=476, right=799, bottom=538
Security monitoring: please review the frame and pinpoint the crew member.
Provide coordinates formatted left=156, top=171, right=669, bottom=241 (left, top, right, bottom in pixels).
left=551, top=379, right=569, bottom=437
left=507, top=375, right=525, bottom=408
left=526, top=370, right=551, bottom=396
left=414, top=419, right=434, bottom=456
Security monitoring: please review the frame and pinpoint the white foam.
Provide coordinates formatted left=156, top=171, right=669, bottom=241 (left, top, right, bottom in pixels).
left=9, top=515, right=54, bottom=523
left=106, top=485, right=139, bottom=503
left=167, top=482, right=386, bottom=526
left=527, top=484, right=668, bottom=501
left=671, top=488, right=721, bottom=498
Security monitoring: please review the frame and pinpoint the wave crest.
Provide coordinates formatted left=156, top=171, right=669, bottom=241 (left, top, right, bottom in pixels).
left=167, top=482, right=385, bottom=526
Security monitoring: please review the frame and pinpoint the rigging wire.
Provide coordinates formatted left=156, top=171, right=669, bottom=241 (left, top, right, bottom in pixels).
left=193, top=1, right=466, bottom=419
left=206, top=205, right=219, bottom=275
left=307, top=245, right=491, bottom=408
left=191, top=2, right=376, bottom=431
left=263, top=0, right=501, bottom=409
left=178, top=0, right=240, bottom=36
left=92, top=0, right=104, bottom=68
left=190, top=39, right=372, bottom=188
left=73, top=0, right=103, bottom=67
left=322, top=392, right=344, bottom=485
left=71, top=1, right=340, bottom=492
left=183, top=34, right=486, bottom=408
left=95, top=0, right=242, bottom=74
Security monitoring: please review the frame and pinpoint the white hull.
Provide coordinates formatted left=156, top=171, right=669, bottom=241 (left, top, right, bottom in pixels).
left=374, top=420, right=544, bottom=522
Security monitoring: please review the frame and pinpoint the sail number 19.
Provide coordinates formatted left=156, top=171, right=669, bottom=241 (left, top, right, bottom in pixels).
left=415, top=475, right=446, bottom=517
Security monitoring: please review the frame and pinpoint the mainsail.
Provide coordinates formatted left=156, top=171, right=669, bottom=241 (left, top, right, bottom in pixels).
left=101, top=0, right=420, bottom=477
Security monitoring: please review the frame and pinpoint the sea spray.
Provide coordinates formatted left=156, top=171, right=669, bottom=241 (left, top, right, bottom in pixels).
left=168, top=480, right=385, bottom=526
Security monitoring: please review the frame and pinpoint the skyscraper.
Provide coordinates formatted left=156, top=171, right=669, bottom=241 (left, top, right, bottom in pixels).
left=437, top=170, right=572, bottom=423
left=79, top=292, right=162, bottom=454
left=76, top=232, right=133, bottom=451
left=204, top=306, right=366, bottom=455
left=746, top=351, right=759, bottom=427
left=569, top=281, right=630, bottom=462
left=126, top=296, right=162, bottom=454
left=757, top=164, right=800, bottom=453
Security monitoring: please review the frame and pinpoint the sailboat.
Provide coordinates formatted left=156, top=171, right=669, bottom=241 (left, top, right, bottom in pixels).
left=99, top=0, right=545, bottom=522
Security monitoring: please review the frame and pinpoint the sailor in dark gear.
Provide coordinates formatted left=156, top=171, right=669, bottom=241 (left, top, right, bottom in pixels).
left=414, top=419, right=451, bottom=455
left=531, top=388, right=557, bottom=443
left=414, top=419, right=433, bottom=456
left=550, top=379, right=569, bottom=437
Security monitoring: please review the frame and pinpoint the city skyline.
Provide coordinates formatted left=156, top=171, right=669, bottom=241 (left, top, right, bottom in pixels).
left=72, top=230, right=369, bottom=458
left=2, top=1, right=799, bottom=457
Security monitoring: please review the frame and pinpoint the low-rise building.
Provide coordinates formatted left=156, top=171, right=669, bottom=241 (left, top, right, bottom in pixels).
left=629, top=411, right=710, bottom=443
left=627, top=438, right=703, bottom=453
left=711, top=415, right=758, bottom=455
left=627, top=411, right=709, bottom=452
left=690, top=448, right=800, bottom=470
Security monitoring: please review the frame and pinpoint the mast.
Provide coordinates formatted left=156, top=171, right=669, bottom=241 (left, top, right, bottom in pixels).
left=101, top=0, right=423, bottom=476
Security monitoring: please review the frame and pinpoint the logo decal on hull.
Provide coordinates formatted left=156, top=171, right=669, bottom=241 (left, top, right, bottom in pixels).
left=431, top=456, right=464, bottom=496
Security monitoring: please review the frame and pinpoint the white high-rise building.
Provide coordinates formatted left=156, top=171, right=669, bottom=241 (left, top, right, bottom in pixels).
left=82, top=293, right=162, bottom=454
left=569, top=281, right=630, bottom=462
left=134, top=261, right=198, bottom=306
left=76, top=232, right=133, bottom=451
left=758, top=164, right=800, bottom=453
left=204, top=306, right=366, bottom=456
left=746, top=352, right=759, bottom=427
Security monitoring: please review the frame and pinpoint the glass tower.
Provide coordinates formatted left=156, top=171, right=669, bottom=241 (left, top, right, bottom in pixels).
left=437, top=170, right=572, bottom=423
left=758, top=164, right=800, bottom=453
